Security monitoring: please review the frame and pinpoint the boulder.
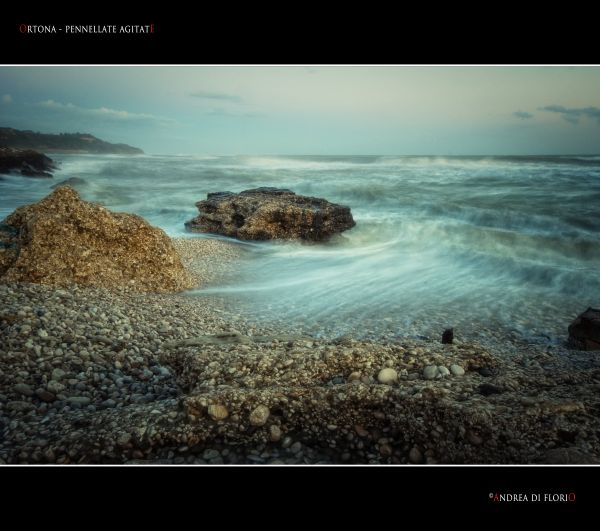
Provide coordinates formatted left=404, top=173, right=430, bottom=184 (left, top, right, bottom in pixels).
left=0, top=186, right=194, bottom=292
left=0, top=147, right=55, bottom=177
left=185, top=187, right=355, bottom=242
left=568, top=307, right=600, bottom=350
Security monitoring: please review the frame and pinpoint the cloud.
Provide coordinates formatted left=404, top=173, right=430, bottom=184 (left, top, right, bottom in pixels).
left=539, top=105, right=600, bottom=125
left=203, top=107, right=264, bottom=118
left=190, top=91, right=243, bottom=104
left=34, top=99, right=176, bottom=126
left=2, top=94, right=12, bottom=104
left=513, top=111, right=533, bottom=120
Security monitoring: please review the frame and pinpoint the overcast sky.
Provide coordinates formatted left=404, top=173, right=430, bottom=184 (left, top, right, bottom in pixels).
left=1, top=66, right=599, bottom=155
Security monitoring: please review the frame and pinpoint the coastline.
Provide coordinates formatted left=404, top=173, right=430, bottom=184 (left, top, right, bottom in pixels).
left=1, top=236, right=599, bottom=464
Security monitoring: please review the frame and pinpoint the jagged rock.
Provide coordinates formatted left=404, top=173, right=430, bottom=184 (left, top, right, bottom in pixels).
left=568, top=307, right=600, bottom=351
left=442, top=328, right=454, bottom=344
left=185, top=187, right=355, bottom=242
left=0, top=147, right=55, bottom=177
left=0, top=186, right=194, bottom=292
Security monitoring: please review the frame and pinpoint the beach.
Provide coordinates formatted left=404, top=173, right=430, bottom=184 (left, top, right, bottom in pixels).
left=2, top=236, right=599, bottom=464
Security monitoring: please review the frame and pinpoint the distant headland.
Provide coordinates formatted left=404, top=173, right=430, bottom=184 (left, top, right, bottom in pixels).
left=0, top=127, right=144, bottom=155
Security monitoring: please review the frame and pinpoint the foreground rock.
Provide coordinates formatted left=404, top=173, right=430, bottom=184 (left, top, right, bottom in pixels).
left=186, top=187, right=356, bottom=242
left=568, top=307, right=600, bottom=351
left=0, top=147, right=55, bottom=177
left=0, top=186, right=194, bottom=292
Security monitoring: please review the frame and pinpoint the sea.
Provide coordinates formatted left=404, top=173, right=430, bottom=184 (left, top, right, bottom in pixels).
left=2, top=153, right=599, bottom=347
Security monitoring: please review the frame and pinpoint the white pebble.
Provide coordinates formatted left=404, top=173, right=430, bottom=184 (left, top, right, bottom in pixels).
left=377, top=368, right=398, bottom=385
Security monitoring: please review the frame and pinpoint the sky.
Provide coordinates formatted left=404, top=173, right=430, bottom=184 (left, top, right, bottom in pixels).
left=0, top=65, right=599, bottom=155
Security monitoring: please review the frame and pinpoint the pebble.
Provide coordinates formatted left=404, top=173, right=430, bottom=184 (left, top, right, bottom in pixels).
left=117, top=433, right=132, bottom=446
left=202, top=449, right=220, bottom=460
left=379, top=444, right=393, bottom=457
left=290, top=442, right=302, bottom=454
left=450, top=364, right=465, bottom=376
left=409, top=447, right=423, bottom=464
left=437, top=366, right=450, bottom=378
left=51, top=368, right=67, bottom=381
left=377, top=368, right=398, bottom=385
left=36, top=389, right=56, bottom=402
left=13, top=383, right=33, bottom=396
left=269, top=425, right=282, bottom=442
left=67, top=396, right=91, bottom=407
left=466, top=431, right=483, bottom=446
left=7, top=401, right=34, bottom=412
left=208, top=404, right=229, bottom=421
left=478, top=383, right=503, bottom=396
left=249, top=405, right=270, bottom=427
left=38, top=329, right=48, bottom=338
left=47, top=380, right=65, bottom=394
left=355, top=425, right=369, bottom=437
left=423, top=365, right=438, bottom=380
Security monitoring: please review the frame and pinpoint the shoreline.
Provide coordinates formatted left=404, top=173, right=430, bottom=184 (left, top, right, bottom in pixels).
left=1, top=237, right=599, bottom=464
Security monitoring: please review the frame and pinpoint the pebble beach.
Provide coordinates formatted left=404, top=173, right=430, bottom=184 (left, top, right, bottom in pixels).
left=2, top=237, right=600, bottom=465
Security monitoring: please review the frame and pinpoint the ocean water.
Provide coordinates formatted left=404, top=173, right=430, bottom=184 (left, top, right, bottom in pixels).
left=2, top=153, right=600, bottom=346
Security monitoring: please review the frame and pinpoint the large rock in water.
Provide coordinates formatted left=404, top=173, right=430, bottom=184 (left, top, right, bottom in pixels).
left=0, top=186, right=194, bottom=292
left=185, top=187, right=355, bottom=241
left=0, top=147, right=55, bottom=177
left=568, top=307, right=600, bottom=350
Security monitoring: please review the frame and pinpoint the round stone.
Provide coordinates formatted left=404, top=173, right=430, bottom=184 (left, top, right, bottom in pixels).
left=423, top=365, right=438, bottom=380
left=269, top=425, right=282, bottom=442
left=117, top=433, right=132, bottom=446
left=450, top=364, right=465, bottom=376
left=290, top=442, right=302, bottom=454
left=67, top=396, right=91, bottom=407
left=202, top=449, right=220, bottom=460
left=249, top=405, right=270, bottom=426
left=207, top=404, right=229, bottom=421
left=14, top=383, right=33, bottom=396
left=409, top=447, right=423, bottom=464
left=379, top=444, right=393, bottom=457
left=47, top=380, right=65, bottom=394
left=51, top=368, right=66, bottom=381
left=437, top=366, right=450, bottom=377
left=377, top=368, right=398, bottom=385
left=36, top=389, right=56, bottom=402
left=348, top=371, right=361, bottom=382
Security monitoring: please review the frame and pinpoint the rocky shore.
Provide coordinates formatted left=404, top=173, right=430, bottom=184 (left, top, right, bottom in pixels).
left=1, top=236, right=599, bottom=464
left=0, top=147, right=56, bottom=178
left=1, top=189, right=599, bottom=465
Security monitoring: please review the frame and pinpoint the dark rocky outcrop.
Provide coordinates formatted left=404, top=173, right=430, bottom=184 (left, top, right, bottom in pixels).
left=0, top=127, right=143, bottom=155
left=0, top=147, right=55, bottom=177
left=0, top=186, right=194, bottom=292
left=186, top=187, right=356, bottom=242
left=442, top=328, right=454, bottom=344
left=568, top=307, right=600, bottom=350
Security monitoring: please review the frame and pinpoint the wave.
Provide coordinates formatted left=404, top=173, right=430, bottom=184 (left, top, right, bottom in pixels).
left=3, top=152, right=599, bottom=343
